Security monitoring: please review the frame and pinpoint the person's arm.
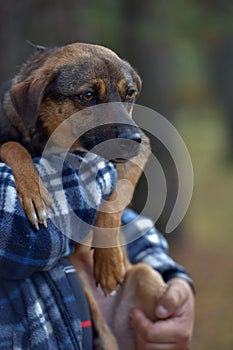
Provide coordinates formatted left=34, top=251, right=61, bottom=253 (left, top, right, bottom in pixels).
left=0, top=152, right=117, bottom=280
left=122, top=208, right=195, bottom=350
left=122, top=208, right=194, bottom=289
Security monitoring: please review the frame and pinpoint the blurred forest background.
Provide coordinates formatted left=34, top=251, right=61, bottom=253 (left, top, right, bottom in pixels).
left=0, top=1, right=233, bottom=349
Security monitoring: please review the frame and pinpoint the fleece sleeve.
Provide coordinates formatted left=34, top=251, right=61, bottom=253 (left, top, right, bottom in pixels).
left=123, top=208, right=194, bottom=290
left=0, top=152, right=117, bottom=280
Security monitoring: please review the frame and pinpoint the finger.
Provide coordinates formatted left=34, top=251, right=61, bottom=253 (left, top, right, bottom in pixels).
left=130, top=309, right=161, bottom=342
left=130, top=309, right=152, bottom=331
left=155, top=279, right=187, bottom=319
left=130, top=310, right=177, bottom=349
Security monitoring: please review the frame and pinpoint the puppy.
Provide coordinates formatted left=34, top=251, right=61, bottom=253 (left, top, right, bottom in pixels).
left=0, top=43, right=167, bottom=348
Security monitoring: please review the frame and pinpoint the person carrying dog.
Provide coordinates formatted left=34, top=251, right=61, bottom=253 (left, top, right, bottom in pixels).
left=0, top=153, right=194, bottom=350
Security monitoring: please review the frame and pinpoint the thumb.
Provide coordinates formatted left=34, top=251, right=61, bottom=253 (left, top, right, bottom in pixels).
left=155, top=279, right=186, bottom=319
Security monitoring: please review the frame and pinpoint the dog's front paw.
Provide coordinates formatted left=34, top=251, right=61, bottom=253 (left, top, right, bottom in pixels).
left=94, top=247, right=126, bottom=294
left=17, top=175, right=52, bottom=230
left=0, top=141, right=52, bottom=229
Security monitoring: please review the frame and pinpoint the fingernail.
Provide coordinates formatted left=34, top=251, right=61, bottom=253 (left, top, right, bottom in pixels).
left=156, top=305, right=169, bottom=317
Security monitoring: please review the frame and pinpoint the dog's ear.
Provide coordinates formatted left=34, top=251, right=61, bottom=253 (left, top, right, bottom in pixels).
left=123, top=60, right=142, bottom=95
left=131, top=69, right=142, bottom=95
left=10, top=70, right=56, bottom=128
left=123, top=63, right=142, bottom=116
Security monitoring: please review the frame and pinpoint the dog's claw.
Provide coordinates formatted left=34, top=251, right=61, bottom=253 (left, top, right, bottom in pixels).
left=42, top=219, right=48, bottom=228
left=19, top=186, right=51, bottom=230
left=32, top=217, right=47, bottom=231
left=27, top=210, right=39, bottom=230
left=34, top=221, right=40, bottom=231
left=27, top=205, right=48, bottom=230
left=37, top=209, right=48, bottom=227
left=110, top=290, right=117, bottom=296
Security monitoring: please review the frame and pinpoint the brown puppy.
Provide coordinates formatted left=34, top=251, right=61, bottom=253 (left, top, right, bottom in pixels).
left=0, top=42, right=141, bottom=291
left=0, top=43, right=167, bottom=348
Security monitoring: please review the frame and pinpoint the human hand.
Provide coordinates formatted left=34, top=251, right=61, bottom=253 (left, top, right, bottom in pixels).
left=129, top=278, right=195, bottom=350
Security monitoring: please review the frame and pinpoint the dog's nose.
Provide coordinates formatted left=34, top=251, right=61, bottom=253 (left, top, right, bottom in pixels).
left=119, top=132, right=141, bottom=144
left=113, top=130, right=141, bottom=161
left=78, top=124, right=142, bottom=161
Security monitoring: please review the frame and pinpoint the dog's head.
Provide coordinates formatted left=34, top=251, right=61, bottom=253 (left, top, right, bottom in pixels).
left=10, top=43, right=142, bottom=160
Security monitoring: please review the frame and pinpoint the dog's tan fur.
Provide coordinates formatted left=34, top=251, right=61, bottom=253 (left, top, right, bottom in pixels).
left=0, top=43, right=167, bottom=349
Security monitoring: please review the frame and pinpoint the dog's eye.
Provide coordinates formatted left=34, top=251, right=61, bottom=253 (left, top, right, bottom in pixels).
left=80, top=90, right=96, bottom=102
left=125, top=89, right=137, bottom=102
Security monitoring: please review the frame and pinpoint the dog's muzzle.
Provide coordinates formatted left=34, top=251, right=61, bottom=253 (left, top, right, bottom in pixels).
left=78, top=123, right=142, bottom=162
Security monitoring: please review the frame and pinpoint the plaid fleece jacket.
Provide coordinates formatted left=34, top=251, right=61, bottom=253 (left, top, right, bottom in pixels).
left=0, top=153, right=193, bottom=350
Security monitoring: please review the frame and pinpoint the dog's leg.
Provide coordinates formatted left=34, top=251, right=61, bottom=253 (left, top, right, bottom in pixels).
left=93, top=132, right=151, bottom=294
left=70, top=244, right=167, bottom=350
left=111, top=262, right=167, bottom=350
left=70, top=244, right=119, bottom=350
left=0, top=141, right=51, bottom=229
left=83, top=284, right=119, bottom=350
left=92, top=189, right=126, bottom=294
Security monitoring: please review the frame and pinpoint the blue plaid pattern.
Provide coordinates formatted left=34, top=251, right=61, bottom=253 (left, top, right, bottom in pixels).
left=123, top=209, right=194, bottom=285
left=0, top=152, right=193, bottom=349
